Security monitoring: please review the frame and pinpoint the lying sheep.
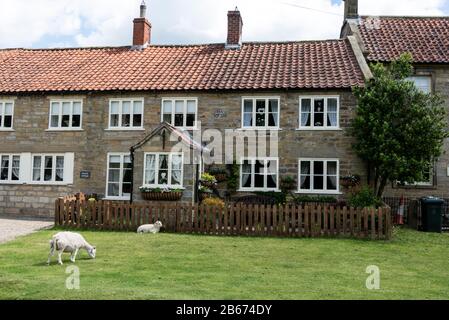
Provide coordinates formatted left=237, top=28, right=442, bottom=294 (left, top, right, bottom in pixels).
left=47, top=232, right=96, bottom=265
left=137, top=221, right=163, bottom=234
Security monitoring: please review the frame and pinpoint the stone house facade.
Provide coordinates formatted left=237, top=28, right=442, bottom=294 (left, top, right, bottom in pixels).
left=341, top=0, right=449, bottom=198
left=1, top=2, right=448, bottom=217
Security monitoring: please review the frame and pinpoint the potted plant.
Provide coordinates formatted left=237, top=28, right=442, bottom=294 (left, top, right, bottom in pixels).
left=139, top=186, right=183, bottom=201
left=209, top=167, right=228, bottom=183
left=198, top=186, right=214, bottom=201
left=280, top=176, right=296, bottom=191
left=340, top=174, right=361, bottom=188
left=200, top=173, right=217, bottom=189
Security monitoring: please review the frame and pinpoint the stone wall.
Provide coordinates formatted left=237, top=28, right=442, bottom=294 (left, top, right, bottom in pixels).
left=0, top=89, right=364, bottom=217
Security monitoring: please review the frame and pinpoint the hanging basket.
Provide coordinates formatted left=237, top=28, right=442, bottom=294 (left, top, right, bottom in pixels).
left=141, top=191, right=183, bottom=201
left=213, top=173, right=228, bottom=183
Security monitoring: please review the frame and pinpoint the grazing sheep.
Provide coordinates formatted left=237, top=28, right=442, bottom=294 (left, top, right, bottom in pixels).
left=47, top=232, right=96, bottom=265
left=137, top=221, right=163, bottom=234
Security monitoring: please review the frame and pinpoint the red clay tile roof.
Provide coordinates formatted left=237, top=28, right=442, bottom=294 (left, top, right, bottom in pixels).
left=358, top=16, right=449, bottom=63
left=0, top=40, right=364, bottom=93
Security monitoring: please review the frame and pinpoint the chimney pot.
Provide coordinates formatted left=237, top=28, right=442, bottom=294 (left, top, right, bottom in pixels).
left=226, top=8, right=243, bottom=49
left=133, top=2, right=151, bottom=48
left=344, top=0, right=359, bottom=20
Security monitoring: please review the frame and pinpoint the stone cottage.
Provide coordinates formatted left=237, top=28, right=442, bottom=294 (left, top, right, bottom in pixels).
left=1, top=1, right=447, bottom=217
left=340, top=0, right=449, bottom=198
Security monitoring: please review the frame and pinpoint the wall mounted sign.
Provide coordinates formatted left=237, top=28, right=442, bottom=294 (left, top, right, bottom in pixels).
left=80, top=171, right=91, bottom=179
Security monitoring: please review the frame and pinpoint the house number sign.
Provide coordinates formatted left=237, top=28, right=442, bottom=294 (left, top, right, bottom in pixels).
left=80, top=171, right=91, bottom=179
left=214, top=109, right=227, bottom=119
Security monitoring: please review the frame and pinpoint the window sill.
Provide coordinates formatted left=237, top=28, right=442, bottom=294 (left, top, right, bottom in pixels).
left=0, top=181, right=24, bottom=185
left=295, top=191, right=343, bottom=195
left=105, top=128, right=145, bottom=132
left=296, top=128, right=342, bottom=131
left=46, top=129, right=84, bottom=132
left=103, top=197, right=131, bottom=201
left=29, top=182, right=73, bottom=186
left=140, top=186, right=186, bottom=190
left=395, top=184, right=436, bottom=190
left=237, top=189, right=281, bottom=193
left=0, top=128, right=15, bottom=132
left=237, top=128, right=283, bottom=131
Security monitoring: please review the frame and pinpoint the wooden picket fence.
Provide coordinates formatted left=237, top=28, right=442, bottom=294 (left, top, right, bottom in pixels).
left=55, top=196, right=393, bottom=240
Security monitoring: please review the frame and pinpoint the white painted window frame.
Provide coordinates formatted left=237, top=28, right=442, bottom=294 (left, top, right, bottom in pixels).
left=297, top=158, right=340, bottom=195
left=143, top=152, right=184, bottom=188
left=407, top=76, right=432, bottom=94
left=161, top=98, right=198, bottom=129
left=108, top=98, right=145, bottom=130
left=239, top=157, right=280, bottom=192
left=48, top=99, right=83, bottom=130
left=241, top=97, right=280, bottom=130
left=298, top=96, right=340, bottom=130
left=0, top=100, right=14, bottom=130
left=105, top=153, right=132, bottom=200
left=0, top=154, right=21, bottom=184
left=30, top=154, right=66, bottom=185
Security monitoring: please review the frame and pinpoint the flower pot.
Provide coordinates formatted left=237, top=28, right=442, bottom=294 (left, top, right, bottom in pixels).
left=213, top=173, right=227, bottom=183
left=199, top=192, right=213, bottom=201
left=200, top=181, right=216, bottom=189
left=141, top=191, right=183, bottom=201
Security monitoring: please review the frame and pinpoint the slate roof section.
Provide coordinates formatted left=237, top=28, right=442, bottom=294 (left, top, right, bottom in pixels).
left=0, top=40, right=365, bottom=93
left=357, top=16, right=449, bottom=63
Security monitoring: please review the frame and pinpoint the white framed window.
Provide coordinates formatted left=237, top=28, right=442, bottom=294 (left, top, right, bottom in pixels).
left=109, top=99, right=144, bottom=129
left=161, top=98, right=197, bottom=129
left=401, top=163, right=434, bottom=187
left=0, top=101, right=14, bottom=129
left=31, top=153, right=74, bottom=185
left=106, top=153, right=132, bottom=200
left=242, top=97, right=280, bottom=129
left=298, top=159, right=340, bottom=194
left=143, top=153, right=184, bottom=187
left=299, top=96, right=339, bottom=130
left=49, top=100, right=82, bottom=130
left=0, top=154, right=20, bottom=183
left=407, top=76, right=432, bottom=93
left=239, top=157, right=279, bottom=191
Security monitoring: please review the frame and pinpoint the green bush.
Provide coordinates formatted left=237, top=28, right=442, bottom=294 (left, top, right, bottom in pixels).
left=255, top=192, right=287, bottom=205
left=348, top=186, right=383, bottom=209
left=294, top=195, right=337, bottom=204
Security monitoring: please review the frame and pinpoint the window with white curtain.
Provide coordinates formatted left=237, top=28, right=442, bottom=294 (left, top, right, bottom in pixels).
left=0, top=154, right=20, bottom=182
left=242, top=98, right=280, bottom=129
left=161, top=99, right=197, bottom=128
left=49, top=100, right=82, bottom=129
left=109, top=99, right=144, bottom=129
left=240, top=158, right=279, bottom=191
left=32, top=155, right=65, bottom=183
left=106, top=154, right=132, bottom=199
left=143, top=153, right=183, bottom=187
left=299, top=96, right=339, bottom=129
left=407, top=76, right=432, bottom=94
left=0, top=101, right=14, bottom=129
left=298, top=159, right=340, bottom=194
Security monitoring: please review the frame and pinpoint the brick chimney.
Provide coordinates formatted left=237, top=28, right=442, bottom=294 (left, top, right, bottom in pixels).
left=226, top=7, right=243, bottom=49
left=344, top=0, right=359, bottom=20
left=133, top=1, right=151, bottom=48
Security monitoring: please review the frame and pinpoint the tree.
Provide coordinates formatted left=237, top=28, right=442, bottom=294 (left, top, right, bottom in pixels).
left=351, top=53, right=448, bottom=197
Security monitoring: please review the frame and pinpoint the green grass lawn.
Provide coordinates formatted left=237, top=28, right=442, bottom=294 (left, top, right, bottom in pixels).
left=0, top=227, right=448, bottom=300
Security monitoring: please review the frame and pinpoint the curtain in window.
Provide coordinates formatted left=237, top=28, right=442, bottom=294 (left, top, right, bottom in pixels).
left=11, top=156, right=20, bottom=180
left=145, top=155, right=156, bottom=185
left=33, top=156, right=41, bottom=181
left=171, top=155, right=182, bottom=185
left=241, top=161, right=252, bottom=187
left=301, top=99, right=311, bottom=127
left=300, top=161, right=311, bottom=189
left=327, top=99, right=338, bottom=127
left=0, top=156, right=8, bottom=180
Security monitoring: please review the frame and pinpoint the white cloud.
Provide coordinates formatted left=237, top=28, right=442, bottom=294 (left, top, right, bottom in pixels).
left=0, top=0, right=447, bottom=48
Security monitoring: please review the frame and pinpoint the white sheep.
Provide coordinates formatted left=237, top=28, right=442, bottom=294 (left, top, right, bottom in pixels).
left=137, top=221, right=163, bottom=234
left=47, top=232, right=96, bottom=265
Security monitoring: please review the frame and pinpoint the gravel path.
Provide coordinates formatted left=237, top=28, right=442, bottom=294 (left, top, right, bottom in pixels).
left=0, top=217, right=54, bottom=244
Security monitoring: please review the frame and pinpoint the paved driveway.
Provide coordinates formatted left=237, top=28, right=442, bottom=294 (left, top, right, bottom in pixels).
left=0, top=217, right=54, bottom=244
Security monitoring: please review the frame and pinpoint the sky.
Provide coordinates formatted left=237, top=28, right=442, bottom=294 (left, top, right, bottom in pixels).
left=0, top=0, right=448, bottom=49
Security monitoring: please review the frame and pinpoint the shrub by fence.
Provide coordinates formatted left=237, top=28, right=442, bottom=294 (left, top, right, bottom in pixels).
left=55, top=195, right=392, bottom=240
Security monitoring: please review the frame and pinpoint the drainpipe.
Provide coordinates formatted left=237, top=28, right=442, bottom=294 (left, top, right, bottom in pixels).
left=130, top=146, right=135, bottom=204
